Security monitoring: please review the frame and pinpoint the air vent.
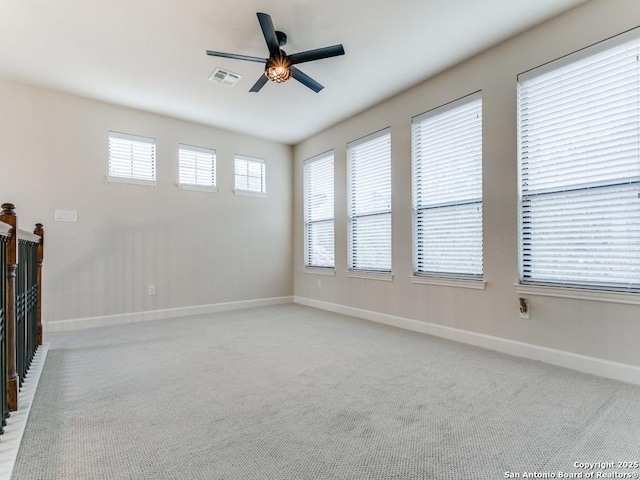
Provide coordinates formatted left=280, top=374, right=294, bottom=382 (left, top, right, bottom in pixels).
left=209, top=68, right=242, bottom=87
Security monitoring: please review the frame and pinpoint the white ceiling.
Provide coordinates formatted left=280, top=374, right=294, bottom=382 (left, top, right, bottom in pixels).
left=0, top=0, right=589, bottom=145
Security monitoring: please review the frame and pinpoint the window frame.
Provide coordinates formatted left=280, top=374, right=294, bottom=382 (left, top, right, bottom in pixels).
left=303, top=151, right=335, bottom=270
left=411, top=91, right=484, bottom=283
left=234, top=154, right=266, bottom=197
left=107, top=131, right=157, bottom=186
left=347, top=128, right=393, bottom=276
left=517, top=28, right=640, bottom=295
left=177, top=143, right=218, bottom=192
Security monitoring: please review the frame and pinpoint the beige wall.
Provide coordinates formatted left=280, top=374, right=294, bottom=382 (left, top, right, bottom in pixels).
left=0, top=79, right=293, bottom=323
left=293, top=0, right=640, bottom=367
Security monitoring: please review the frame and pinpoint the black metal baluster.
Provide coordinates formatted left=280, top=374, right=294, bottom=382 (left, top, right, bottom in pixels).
left=27, top=243, right=37, bottom=368
left=13, top=240, right=40, bottom=388
left=16, top=241, right=24, bottom=387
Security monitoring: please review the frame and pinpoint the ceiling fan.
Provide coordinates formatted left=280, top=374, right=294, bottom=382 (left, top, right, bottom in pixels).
left=206, top=12, right=345, bottom=93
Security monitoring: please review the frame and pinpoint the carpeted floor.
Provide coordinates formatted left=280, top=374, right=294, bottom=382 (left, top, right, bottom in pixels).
left=11, top=304, right=640, bottom=479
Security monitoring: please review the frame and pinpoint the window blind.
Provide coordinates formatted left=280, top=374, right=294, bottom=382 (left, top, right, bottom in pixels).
left=235, top=155, right=265, bottom=193
left=304, top=152, right=334, bottom=268
left=518, top=30, right=640, bottom=292
left=412, top=93, right=483, bottom=278
left=178, top=144, right=216, bottom=187
left=347, top=129, right=392, bottom=273
left=108, top=132, right=156, bottom=182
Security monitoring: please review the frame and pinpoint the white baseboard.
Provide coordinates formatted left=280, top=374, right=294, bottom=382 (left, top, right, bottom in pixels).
left=43, top=296, right=294, bottom=333
left=294, top=296, right=640, bottom=386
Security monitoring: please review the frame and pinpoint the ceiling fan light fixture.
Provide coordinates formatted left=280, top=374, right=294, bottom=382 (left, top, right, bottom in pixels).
left=265, top=54, right=291, bottom=83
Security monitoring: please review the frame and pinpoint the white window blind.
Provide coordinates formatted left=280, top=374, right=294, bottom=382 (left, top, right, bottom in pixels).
left=518, top=29, right=640, bottom=292
left=178, top=144, right=216, bottom=188
left=412, top=93, right=483, bottom=278
left=108, top=132, right=156, bottom=183
left=234, top=155, right=265, bottom=194
left=304, top=152, right=335, bottom=268
left=348, top=129, right=392, bottom=273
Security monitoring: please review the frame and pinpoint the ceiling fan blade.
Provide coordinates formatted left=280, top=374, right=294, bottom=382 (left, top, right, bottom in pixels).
left=256, top=12, right=280, bottom=56
left=249, top=74, right=269, bottom=93
left=289, top=45, right=345, bottom=65
left=206, top=50, right=266, bottom=63
left=290, top=67, right=324, bottom=93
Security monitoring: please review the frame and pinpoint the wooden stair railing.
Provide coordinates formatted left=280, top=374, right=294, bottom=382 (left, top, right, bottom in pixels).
left=0, top=204, right=19, bottom=415
left=0, top=220, right=10, bottom=431
left=0, top=203, right=43, bottom=420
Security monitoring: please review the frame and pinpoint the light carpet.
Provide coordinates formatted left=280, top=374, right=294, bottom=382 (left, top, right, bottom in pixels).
left=11, top=304, right=640, bottom=479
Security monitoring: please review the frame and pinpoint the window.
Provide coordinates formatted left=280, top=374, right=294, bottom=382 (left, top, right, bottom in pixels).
left=412, top=93, right=483, bottom=279
left=108, top=132, right=156, bottom=184
left=178, top=144, right=216, bottom=190
left=347, top=129, right=392, bottom=273
left=518, top=29, right=640, bottom=292
left=304, top=152, right=335, bottom=269
left=234, top=155, right=266, bottom=195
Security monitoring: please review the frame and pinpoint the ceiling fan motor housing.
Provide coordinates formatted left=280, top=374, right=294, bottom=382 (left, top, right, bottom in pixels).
left=275, top=31, right=287, bottom=47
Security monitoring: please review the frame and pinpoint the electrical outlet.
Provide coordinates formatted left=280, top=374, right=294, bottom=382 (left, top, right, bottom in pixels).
left=317, top=278, right=322, bottom=288
left=519, top=298, right=529, bottom=319
left=148, top=284, right=156, bottom=295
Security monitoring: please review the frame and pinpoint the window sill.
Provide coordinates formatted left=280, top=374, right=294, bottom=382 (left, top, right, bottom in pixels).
left=304, top=267, right=336, bottom=276
left=514, top=283, right=640, bottom=305
left=106, top=176, right=157, bottom=187
left=177, top=184, right=218, bottom=193
left=233, top=189, right=267, bottom=198
left=346, top=271, right=394, bottom=282
left=411, top=275, right=486, bottom=290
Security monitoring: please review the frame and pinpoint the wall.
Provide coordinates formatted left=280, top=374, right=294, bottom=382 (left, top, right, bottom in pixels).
left=0, top=79, right=293, bottom=324
left=293, top=0, right=640, bottom=371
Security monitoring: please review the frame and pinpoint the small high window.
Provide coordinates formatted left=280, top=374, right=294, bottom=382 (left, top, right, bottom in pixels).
left=178, top=144, right=217, bottom=191
left=234, top=155, right=266, bottom=196
left=108, top=132, right=156, bottom=185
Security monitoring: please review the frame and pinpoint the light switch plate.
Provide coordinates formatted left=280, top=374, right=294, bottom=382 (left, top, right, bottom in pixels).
left=55, top=210, right=78, bottom=222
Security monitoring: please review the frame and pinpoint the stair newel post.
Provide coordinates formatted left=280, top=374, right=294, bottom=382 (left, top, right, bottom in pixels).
left=34, top=223, right=43, bottom=346
left=0, top=204, right=18, bottom=411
